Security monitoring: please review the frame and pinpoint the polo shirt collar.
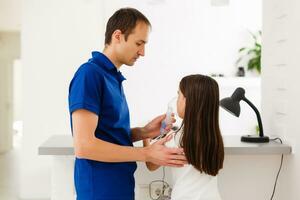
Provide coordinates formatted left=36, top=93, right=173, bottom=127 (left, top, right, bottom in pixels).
left=91, top=51, right=126, bottom=82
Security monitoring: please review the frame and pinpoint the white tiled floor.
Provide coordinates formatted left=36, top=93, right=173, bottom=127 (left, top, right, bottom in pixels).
left=0, top=132, right=21, bottom=200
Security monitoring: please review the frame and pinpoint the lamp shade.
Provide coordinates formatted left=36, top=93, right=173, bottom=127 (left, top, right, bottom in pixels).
left=220, top=87, right=245, bottom=117
left=220, top=97, right=240, bottom=117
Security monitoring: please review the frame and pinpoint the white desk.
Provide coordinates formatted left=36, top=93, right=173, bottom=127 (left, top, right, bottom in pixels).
left=38, top=135, right=291, bottom=200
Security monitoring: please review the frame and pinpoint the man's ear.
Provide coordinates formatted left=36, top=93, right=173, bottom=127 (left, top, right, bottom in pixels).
left=111, top=29, right=123, bottom=43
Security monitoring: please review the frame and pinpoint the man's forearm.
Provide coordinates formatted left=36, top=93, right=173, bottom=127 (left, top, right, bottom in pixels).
left=143, top=139, right=160, bottom=171
left=74, top=133, right=187, bottom=168
left=131, top=127, right=149, bottom=142
left=75, top=136, right=148, bottom=162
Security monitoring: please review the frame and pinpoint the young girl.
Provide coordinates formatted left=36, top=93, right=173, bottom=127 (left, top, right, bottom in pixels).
left=144, top=74, right=224, bottom=200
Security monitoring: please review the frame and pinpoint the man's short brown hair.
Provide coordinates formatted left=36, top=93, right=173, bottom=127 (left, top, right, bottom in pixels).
left=104, top=7, right=151, bottom=45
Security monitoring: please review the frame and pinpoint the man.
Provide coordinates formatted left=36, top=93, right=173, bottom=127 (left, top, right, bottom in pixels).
left=68, top=8, right=186, bottom=200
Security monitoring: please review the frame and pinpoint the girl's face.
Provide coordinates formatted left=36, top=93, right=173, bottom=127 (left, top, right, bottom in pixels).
left=177, top=89, right=186, bottom=119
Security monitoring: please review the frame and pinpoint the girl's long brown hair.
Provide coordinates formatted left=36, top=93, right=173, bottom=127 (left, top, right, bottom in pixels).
left=178, top=74, right=224, bottom=176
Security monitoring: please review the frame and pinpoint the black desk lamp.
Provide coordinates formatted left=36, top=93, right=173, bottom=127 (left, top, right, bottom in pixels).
left=220, top=87, right=269, bottom=143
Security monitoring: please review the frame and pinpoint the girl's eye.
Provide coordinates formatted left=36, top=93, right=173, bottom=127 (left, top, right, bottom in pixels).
left=136, top=43, right=142, bottom=46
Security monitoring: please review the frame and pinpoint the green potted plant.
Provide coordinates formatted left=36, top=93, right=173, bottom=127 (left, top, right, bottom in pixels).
left=236, top=30, right=262, bottom=74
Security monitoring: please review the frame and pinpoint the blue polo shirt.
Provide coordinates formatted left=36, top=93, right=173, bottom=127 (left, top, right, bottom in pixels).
left=68, top=51, right=137, bottom=200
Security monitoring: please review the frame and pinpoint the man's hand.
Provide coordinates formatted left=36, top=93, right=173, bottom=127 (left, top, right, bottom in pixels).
left=144, top=133, right=187, bottom=167
left=142, top=114, right=176, bottom=139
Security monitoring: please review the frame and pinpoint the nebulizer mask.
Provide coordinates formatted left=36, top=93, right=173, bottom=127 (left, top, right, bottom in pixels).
left=154, top=96, right=178, bottom=141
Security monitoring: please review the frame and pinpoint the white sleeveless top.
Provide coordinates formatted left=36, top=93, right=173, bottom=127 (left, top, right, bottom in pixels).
left=166, top=132, right=222, bottom=200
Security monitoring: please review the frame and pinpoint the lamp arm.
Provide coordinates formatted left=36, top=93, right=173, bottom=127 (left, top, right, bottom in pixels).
left=242, top=97, right=264, bottom=137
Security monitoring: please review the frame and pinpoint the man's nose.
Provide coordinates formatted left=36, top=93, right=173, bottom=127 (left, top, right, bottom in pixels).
left=138, top=47, right=145, bottom=57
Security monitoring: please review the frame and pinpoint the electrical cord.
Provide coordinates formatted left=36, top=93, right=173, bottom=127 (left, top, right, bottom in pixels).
left=148, top=167, right=170, bottom=200
left=148, top=179, right=170, bottom=200
left=162, top=166, right=166, bottom=193
left=269, top=137, right=283, bottom=200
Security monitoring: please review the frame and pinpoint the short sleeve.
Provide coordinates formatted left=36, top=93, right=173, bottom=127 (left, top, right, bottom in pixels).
left=68, top=64, right=103, bottom=116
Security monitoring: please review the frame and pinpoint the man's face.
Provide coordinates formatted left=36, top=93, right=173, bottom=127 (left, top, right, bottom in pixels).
left=116, top=22, right=150, bottom=66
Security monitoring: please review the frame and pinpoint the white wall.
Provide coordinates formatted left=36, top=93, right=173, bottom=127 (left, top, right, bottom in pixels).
left=0, top=0, right=21, bottom=31
left=13, top=59, right=22, bottom=122
left=0, top=32, right=20, bottom=153
left=261, top=0, right=300, bottom=199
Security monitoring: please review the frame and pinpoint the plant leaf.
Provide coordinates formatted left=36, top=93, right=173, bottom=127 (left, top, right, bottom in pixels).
left=248, top=30, right=257, bottom=41
left=239, top=47, right=246, bottom=52
left=255, top=42, right=261, bottom=48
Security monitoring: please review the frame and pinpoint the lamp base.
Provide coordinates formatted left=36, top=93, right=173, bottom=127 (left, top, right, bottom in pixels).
left=241, top=135, right=269, bottom=143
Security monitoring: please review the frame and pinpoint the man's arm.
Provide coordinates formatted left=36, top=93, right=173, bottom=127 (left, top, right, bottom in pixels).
left=72, top=109, right=186, bottom=166
left=131, top=127, right=148, bottom=142
left=143, top=139, right=160, bottom=171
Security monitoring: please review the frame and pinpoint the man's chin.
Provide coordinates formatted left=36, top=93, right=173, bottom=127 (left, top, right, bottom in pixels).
left=125, top=61, right=135, bottom=66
